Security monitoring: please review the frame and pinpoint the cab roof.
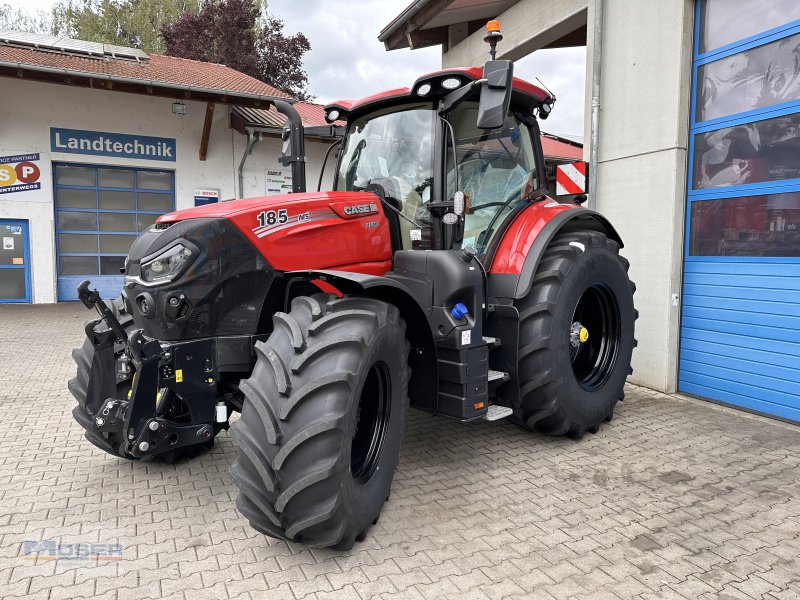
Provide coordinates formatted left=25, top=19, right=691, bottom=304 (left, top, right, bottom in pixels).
left=324, top=66, right=552, bottom=122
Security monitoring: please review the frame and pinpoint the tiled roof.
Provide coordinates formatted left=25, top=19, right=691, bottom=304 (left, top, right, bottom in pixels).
left=541, top=135, right=583, bottom=161
left=0, top=42, right=291, bottom=100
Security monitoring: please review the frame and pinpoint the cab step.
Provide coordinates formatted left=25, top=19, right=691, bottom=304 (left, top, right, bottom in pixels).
left=488, top=369, right=510, bottom=384
left=482, top=405, right=513, bottom=421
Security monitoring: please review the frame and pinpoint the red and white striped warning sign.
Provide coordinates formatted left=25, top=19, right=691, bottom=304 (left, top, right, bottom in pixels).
left=555, top=161, right=587, bottom=195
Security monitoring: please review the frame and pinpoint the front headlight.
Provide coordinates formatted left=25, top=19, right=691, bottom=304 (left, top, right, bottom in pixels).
left=141, top=243, right=194, bottom=283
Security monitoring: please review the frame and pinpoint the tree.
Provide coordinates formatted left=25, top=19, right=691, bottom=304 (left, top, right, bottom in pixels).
left=162, top=0, right=312, bottom=101
left=0, top=3, right=52, bottom=33
left=51, top=0, right=200, bottom=53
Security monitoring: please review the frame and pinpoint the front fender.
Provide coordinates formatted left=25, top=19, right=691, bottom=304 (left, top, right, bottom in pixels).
left=285, top=269, right=438, bottom=413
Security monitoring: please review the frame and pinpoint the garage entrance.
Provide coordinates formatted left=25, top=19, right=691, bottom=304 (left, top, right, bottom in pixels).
left=679, top=1, right=800, bottom=422
left=0, top=219, right=31, bottom=303
left=54, top=163, right=174, bottom=301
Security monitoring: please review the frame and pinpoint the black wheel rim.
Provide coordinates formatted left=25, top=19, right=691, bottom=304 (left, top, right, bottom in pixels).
left=569, top=283, right=621, bottom=391
left=351, top=361, right=391, bottom=484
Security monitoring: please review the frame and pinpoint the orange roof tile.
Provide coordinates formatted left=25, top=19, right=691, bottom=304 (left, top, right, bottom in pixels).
left=0, top=43, right=291, bottom=101
left=540, top=135, right=583, bottom=161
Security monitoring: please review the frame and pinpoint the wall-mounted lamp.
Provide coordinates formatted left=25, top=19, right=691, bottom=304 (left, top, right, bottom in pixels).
left=172, top=101, right=187, bottom=115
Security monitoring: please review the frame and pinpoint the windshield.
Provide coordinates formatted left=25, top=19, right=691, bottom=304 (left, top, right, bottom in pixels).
left=336, top=105, right=435, bottom=199
left=446, top=101, right=537, bottom=254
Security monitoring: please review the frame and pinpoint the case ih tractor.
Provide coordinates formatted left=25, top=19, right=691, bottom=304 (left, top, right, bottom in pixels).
left=70, top=24, right=636, bottom=550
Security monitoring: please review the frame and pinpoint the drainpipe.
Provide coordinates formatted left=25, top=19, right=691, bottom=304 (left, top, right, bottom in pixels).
left=238, top=129, right=260, bottom=198
left=588, top=0, right=603, bottom=210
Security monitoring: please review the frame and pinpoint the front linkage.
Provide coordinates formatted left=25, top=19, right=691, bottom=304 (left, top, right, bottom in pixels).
left=77, top=281, right=226, bottom=459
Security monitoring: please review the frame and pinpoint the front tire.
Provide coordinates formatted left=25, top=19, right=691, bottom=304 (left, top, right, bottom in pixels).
left=230, top=294, right=410, bottom=549
left=514, top=230, right=637, bottom=438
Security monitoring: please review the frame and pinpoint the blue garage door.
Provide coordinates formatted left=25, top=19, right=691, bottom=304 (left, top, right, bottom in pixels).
left=680, top=1, right=800, bottom=422
left=55, top=163, right=174, bottom=301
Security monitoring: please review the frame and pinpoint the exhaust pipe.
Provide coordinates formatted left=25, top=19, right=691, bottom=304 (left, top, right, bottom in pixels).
left=274, top=100, right=307, bottom=193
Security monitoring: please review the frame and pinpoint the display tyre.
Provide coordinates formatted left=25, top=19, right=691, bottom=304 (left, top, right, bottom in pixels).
left=514, top=230, right=637, bottom=439
left=230, top=294, right=410, bottom=550
left=69, top=296, right=135, bottom=458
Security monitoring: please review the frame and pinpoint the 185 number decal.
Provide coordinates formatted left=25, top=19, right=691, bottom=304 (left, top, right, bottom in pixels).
left=257, top=209, right=288, bottom=227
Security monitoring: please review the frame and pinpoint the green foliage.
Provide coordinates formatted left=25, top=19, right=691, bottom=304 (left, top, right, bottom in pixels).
left=51, top=0, right=201, bottom=53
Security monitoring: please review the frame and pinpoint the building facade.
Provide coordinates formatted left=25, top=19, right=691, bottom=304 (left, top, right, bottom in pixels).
left=381, top=0, right=800, bottom=422
left=0, top=32, right=336, bottom=304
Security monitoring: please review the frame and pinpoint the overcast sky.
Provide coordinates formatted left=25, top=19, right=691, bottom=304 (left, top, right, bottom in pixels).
left=6, top=0, right=586, bottom=137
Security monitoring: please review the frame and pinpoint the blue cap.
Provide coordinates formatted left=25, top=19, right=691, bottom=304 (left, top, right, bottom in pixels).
left=450, top=302, right=469, bottom=320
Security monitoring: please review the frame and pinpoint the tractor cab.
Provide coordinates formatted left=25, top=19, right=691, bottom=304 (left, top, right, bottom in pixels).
left=321, top=63, right=554, bottom=257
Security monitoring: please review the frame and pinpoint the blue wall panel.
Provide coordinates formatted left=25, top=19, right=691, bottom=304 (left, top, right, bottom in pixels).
left=679, top=261, right=800, bottom=421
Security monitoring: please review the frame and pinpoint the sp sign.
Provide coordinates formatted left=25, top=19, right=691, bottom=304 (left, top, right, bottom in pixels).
left=0, top=153, right=42, bottom=195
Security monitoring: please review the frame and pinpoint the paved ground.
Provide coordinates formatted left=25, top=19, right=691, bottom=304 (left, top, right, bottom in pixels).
left=1, top=302, right=799, bottom=600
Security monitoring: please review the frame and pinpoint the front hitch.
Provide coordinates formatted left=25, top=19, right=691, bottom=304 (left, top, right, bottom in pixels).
left=77, top=280, right=129, bottom=346
left=76, top=281, right=223, bottom=459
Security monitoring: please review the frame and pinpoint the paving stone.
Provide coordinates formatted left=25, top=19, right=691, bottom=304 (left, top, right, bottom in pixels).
left=1, top=302, right=799, bottom=599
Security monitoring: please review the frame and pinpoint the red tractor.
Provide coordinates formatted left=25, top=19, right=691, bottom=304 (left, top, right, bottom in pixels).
left=70, top=26, right=636, bottom=550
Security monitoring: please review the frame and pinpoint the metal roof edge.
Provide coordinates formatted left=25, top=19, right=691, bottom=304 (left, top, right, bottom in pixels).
left=378, top=0, right=431, bottom=42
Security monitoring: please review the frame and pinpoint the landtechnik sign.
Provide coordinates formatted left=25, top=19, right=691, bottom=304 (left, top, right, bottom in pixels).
left=50, top=128, right=176, bottom=162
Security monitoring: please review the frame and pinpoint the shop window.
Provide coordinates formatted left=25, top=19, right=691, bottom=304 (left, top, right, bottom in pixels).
left=100, top=256, right=125, bottom=275
left=138, top=192, right=173, bottom=212
left=99, top=190, right=135, bottom=210
left=98, top=168, right=135, bottom=188
left=57, top=211, right=97, bottom=231
left=699, top=0, right=800, bottom=54
left=56, top=188, right=96, bottom=209
left=55, top=165, right=95, bottom=186
left=697, top=31, right=800, bottom=122
left=58, top=233, right=97, bottom=253
left=99, top=212, right=136, bottom=232
left=99, top=235, right=137, bottom=253
left=137, top=171, right=172, bottom=190
left=689, top=192, right=800, bottom=256
left=59, top=256, right=98, bottom=276
left=692, top=112, right=800, bottom=189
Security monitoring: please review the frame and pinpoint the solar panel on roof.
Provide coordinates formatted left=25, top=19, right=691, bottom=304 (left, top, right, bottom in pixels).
left=103, top=44, right=148, bottom=60
left=0, top=28, right=148, bottom=61
left=54, top=36, right=105, bottom=56
left=0, top=29, right=61, bottom=49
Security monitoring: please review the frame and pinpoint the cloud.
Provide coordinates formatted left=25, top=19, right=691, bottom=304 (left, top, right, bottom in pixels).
left=7, top=0, right=587, bottom=135
left=268, top=0, right=586, bottom=136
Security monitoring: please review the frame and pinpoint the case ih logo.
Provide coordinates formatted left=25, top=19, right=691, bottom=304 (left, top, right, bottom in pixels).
left=22, top=539, right=124, bottom=561
left=343, top=203, right=378, bottom=216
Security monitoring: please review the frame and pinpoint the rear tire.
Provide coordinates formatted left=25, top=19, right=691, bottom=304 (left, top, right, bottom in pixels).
left=230, top=294, right=410, bottom=549
left=513, top=230, right=637, bottom=438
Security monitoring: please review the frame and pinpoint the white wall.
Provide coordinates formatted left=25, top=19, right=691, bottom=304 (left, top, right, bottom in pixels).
left=440, top=0, right=694, bottom=393
left=0, top=78, right=330, bottom=303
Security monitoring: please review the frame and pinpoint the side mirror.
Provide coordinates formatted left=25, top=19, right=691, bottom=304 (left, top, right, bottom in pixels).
left=476, top=60, right=513, bottom=129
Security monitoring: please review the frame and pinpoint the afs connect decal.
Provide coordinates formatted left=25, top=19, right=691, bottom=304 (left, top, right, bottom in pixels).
left=252, top=209, right=337, bottom=239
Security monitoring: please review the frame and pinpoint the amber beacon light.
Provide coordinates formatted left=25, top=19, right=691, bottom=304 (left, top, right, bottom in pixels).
left=484, top=20, right=503, bottom=59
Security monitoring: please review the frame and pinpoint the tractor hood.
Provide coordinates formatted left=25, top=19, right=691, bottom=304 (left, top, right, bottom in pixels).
left=156, top=191, right=358, bottom=222
left=121, top=191, right=395, bottom=341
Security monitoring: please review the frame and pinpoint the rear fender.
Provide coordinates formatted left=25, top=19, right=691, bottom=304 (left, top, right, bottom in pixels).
left=487, top=202, right=623, bottom=300
left=285, top=270, right=437, bottom=412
